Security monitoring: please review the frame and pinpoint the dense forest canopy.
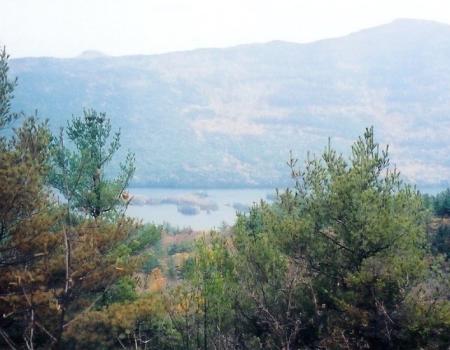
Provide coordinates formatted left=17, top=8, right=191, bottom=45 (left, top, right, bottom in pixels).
left=1, top=46, right=450, bottom=350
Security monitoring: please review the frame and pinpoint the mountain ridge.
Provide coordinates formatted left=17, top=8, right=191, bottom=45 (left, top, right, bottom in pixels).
left=9, top=18, right=450, bottom=190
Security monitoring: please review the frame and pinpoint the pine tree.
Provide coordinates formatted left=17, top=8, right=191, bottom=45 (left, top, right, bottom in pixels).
left=50, top=109, right=135, bottom=219
left=0, top=48, right=57, bottom=348
left=186, top=127, right=450, bottom=349
left=0, top=47, right=20, bottom=131
left=0, top=49, right=141, bottom=349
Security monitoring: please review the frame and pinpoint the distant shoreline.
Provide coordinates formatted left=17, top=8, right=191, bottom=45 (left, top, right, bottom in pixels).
left=128, top=185, right=447, bottom=195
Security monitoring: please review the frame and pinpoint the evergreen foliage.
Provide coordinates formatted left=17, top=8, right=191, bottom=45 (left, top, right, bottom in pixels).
left=175, top=128, right=450, bottom=349
left=432, top=224, right=450, bottom=259
left=432, top=189, right=450, bottom=217
left=0, top=50, right=142, bottom=349
left=49, top=109, right=135, bottom=219
left=0, top=47, right=20, bottom=131
left=1, top=46, right=450, bottom=349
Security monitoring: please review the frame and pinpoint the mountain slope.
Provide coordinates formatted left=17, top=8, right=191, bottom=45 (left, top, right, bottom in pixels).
left=9, top=19, right=450, bottom=189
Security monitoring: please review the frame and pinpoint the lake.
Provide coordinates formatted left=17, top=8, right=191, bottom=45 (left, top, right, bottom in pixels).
left=126, top=188, right=276, bottom=230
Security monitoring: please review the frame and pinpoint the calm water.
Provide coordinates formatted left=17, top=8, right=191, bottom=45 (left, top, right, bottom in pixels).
left=126, top=188, right=276, bottom=230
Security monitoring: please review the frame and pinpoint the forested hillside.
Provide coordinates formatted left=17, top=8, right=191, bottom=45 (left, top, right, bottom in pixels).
left=9, top=18, right=450, bottom=189
left=1, top=46, right=450, bottom=349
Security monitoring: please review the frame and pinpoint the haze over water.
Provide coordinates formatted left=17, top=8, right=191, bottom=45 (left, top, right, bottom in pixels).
left=126, top=188, right=275, bottom=230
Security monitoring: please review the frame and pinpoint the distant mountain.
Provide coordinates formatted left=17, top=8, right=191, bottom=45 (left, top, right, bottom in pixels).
left=9, top=19, right=450, bottom=189
left=77, top=50, right=108, bottom=59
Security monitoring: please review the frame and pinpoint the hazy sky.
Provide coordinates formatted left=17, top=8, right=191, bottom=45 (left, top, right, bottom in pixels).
left=1, top=0, right=449, bottom=58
